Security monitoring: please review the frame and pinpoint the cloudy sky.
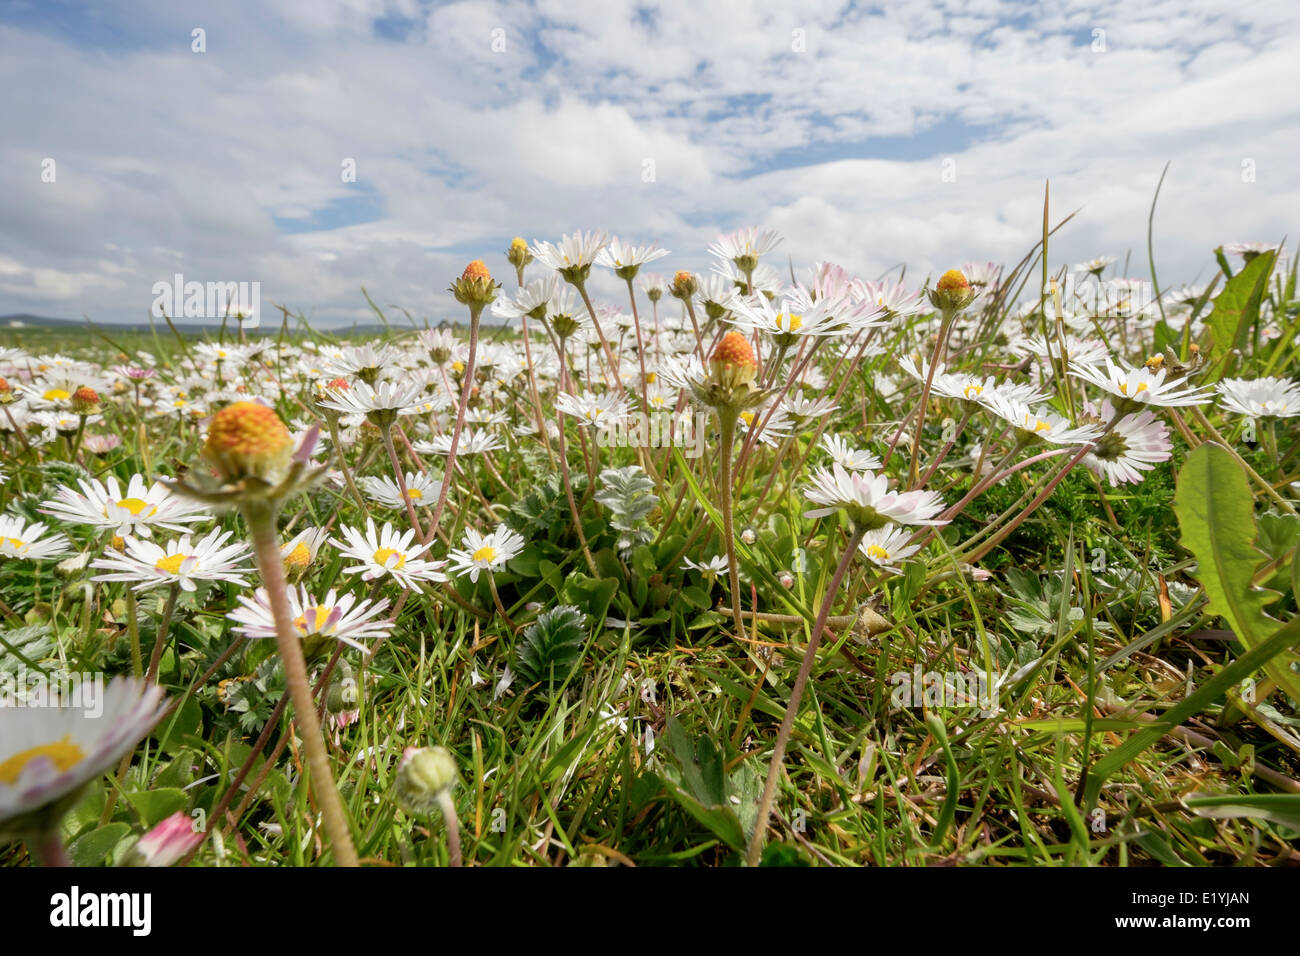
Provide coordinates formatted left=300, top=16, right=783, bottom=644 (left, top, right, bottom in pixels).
left=0, top=0, right=1296, bottom=327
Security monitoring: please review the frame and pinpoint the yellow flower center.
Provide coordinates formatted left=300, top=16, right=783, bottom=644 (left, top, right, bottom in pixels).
left=963, top=384, right=983, bottom=399
left=112, top=497, right=155, bottom=518
left=779, top=313, right=803, bottom=332
left=1031, top=419, right=1052, bottom=433
left=3, top=537, right=26, bottom=551
left=43, top=388, right=70, bottom=401
left=0, top=736, right=85, bottom=784
left=155, top=553, right=193, bottom=574
left=452, top=361, right=465, bottom=373
left=471, top=545, right=497, bottom=564
left=1118, top=382, right=1149, bottom=397
left=865, top=544, right=891, bottom=562
left=405, top=488, right=423, bottom=500
left=373, top=547, right=406, bottom=569
left=293, top=605, right=333, bottom=635
left=284, top=542, right=312, bottom=569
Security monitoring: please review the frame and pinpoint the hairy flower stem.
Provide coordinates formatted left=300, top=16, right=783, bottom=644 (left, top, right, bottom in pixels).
left=910, top=307, right=958, bottom=488
left=747, top=525, right=865, bottom=867
left=144, top=584, right=181, bottom=684
left=30, top=830, right=71, bottom=867
left=518, top=314, right=555, bottom=464
left=436, top=790, right=463, bottom=867
left=325, top=415, right=368, bottom=510
left=382, top=427, right=425, bottom=540
left=426, top=303, right=483, bottom=543
left=243, top=500, right=359, bottom=867
left=575, top=281, right=624, bottom=391
left=716, top=409, right=745, bottom=640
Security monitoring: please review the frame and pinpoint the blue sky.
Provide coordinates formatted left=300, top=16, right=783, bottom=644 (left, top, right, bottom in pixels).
left=0, top=0, right=1296, bottom=326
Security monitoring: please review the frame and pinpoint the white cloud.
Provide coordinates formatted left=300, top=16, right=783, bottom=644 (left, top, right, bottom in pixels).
left=0, top=0, right=1295, bottom=325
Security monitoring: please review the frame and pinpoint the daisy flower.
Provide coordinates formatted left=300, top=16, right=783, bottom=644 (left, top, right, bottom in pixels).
left=90, top=528, right=252, bottom=592
left=1225, top=241, right=1280, bottom=260
left=852, top=278, right=925, bottom=318
left=1082, top=401, right=1172, bottom=486
left=491, top=275, right=562, bottom=321
left=413, top=427, right=505, bottom=457
left=1068, top=357, right=1215, bottom=408
left=0, top=677, right=168, bottom=835
left=1075, top=255, right=1116, bottom=275
left=804, top=464, right=947, bottom=527
left=360, top=471, right=443, bottom=510
left=708, top=227, right=783, bottom=269
left=316, top=379, right=423, bottom=422
left=984, top=395, right=1103, bottom=446
left=821, top=434, right=882, bottom=471
left=280, top=525, right=331, bottom=574
left=331, top=518, right=447, bottom=589
left=446, top=525, right=525, bottom=582
left=727, top=291, right=864, bottom=342
left=857, top=527, right=923, bottom=573
left=228, top=586, right=393, bottom=653
left=900, top=356, right=1047, bottom=409
left=530, top=231, right=610, bottom=282
left=556, top=391, right=630, bottom=427
left=595, top=238, right=670, bottom=278
left=0, top=516, right=71, bottom=562
left=40, top=474, right=211, bottom=539
left=1216, top=377, right=1300, bottom=419
left=682, top=555, right=729, bottom=575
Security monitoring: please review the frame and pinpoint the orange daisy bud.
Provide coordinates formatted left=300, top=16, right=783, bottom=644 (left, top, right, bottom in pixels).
left=202, top=401, right=294, bottom=483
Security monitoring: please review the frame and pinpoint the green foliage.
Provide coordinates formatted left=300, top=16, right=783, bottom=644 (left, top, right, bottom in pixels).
left=1173, top=441, right=1300, bottom=702
left=515, top=604, right=587, bottom=687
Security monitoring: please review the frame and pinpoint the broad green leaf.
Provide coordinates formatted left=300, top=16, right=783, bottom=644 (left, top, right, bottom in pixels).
left=658, top=717, right=746, bottom=850
left=1172, top=442, right=1300, bottom=702
left=1185, top=793, right=1300, bottom=831
left=68, top=822, right=132, bottom=867
left=1203, top=251, right=1275, bottom=381
left=126, top=787, right=188, bottom=827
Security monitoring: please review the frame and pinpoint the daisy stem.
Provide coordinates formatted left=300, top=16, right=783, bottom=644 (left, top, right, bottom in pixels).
left=144, top=583, right=181, bottom=684
left=747, top=524, right=866, bottom=867
left=382, top=427, right=425, bottom=540
left=325, top=415, right=368, bottom=511
left=487, top=573, right=517, bottom=632
left=242, top=499, right=359, bottom=867
left=716, top=408, right=745, bottom=641
left=436, top=789, right=463, bottom=867
left=427, top=303, right=483, bottom=543
left=575, top=280, right=624, bottom=391
left=30, top=829, right=71, bottom=867
left=126, top=588, right=142, bottom=678
left=910, top=307, right=958, bottom=489
left=518, top=313, right=556, bottom=465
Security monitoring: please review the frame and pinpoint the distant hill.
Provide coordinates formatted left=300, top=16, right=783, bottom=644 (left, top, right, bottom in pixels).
left=0, top=313, right=404, bottom=337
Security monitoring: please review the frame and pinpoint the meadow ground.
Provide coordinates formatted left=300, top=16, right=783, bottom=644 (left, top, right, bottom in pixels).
left=0, top=230, right=1298, bottom=868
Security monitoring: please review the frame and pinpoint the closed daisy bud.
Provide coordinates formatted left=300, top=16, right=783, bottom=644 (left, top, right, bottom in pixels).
left=71, top=387, right=101, bottom=415
left=928, top=269, right=977, bottom=313
left=710, top=331, right=758, bottom=389
left=393, top=745, right=459, bottom=816
left=450, top=260, right=499, bottom=308
left=506, top=236, right=533, bottom=270
left=669, top=270, right=698, bottom=300
left=202, top=402, right=294, bottom=484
